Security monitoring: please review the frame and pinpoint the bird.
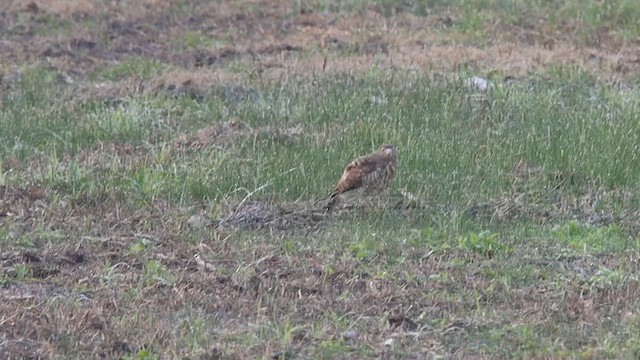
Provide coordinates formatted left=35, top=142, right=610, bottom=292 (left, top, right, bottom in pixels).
left=325, top=144, right=398, bottom=211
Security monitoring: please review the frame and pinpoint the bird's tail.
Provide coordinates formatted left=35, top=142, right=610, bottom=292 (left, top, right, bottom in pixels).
left=324, top=192, right=339, bottom=212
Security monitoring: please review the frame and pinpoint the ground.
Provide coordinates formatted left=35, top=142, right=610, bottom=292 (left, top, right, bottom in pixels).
left=2, top=0, right=640, bottom=359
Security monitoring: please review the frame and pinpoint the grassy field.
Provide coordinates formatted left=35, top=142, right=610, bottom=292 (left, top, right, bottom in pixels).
left=2, top=0, right=640, bottom=359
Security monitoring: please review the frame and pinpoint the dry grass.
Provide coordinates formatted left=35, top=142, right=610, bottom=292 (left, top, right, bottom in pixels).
left=2, top=0, right=639, bottom=87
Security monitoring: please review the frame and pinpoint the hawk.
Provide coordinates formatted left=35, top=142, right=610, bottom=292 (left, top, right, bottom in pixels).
left=325, top=144, right=398, bottom=211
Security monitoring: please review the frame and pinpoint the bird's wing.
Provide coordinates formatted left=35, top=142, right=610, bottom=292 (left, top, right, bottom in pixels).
left=335, top=153, right=384, bottom=194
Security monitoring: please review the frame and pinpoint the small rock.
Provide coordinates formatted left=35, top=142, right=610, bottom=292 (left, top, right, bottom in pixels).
left=188, top=214, right=211, bottom=229
left=368, top=95, right=387, bottom=105
left=466, top=76, right=492, bottom=92
left=194, top=254, right=216, bottom=272
left=384, top=338, right=394, bottom=347
left=342, top=329, right=358, bottom=344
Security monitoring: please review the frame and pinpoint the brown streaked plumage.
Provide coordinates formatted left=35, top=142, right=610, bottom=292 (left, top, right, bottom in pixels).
left=325, top=144, right=398, bottom=211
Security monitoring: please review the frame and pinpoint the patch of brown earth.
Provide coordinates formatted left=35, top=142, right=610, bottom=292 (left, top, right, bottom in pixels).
left=215, top=200, right=326, bottom=232
left=174, top=120, right=304, bottom=151
left=0, top=185, right=48, bottom=223
left=2, top=187, right=640, bottom=357
left=1, top=0, right=639, bottom=90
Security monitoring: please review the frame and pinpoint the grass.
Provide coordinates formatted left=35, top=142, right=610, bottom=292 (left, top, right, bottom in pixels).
left=2, top=0, right=640, bottom=358
left=89, top=59, right=171, bottom=81
left=308, top=0, right=640, bottom=44
left=5, top=66, right=640, bottom=206
left=3, top=62, right=640, bottom=358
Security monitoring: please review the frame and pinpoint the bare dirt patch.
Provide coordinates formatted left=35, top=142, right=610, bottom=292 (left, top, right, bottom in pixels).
left=2, top=0, right=639, bottom=96
left=0, top=185, right=48, bottom=223
left=174, top=119, right=304, bottom=151
left=174, top=120, right=251, bottom=150
left=214, top=200, right=326, bottom=232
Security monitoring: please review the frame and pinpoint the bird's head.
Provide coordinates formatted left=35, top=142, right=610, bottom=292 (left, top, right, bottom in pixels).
left=379, top=144, right=397, bottom=158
